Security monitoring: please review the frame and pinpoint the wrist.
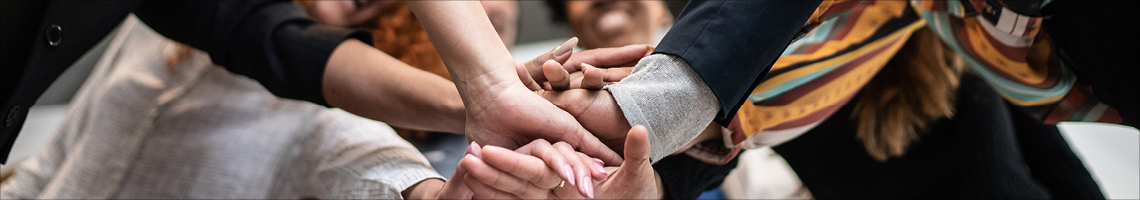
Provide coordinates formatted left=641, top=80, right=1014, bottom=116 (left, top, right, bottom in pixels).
left=402, top=178, right=445, bottom=200
left=453, top=68, right=528, bottom=111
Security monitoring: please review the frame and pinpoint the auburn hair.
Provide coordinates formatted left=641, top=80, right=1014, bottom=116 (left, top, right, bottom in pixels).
left=852, top=27, right=966, bottom=161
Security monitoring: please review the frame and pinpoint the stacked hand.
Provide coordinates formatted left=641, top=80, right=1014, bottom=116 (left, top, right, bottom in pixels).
left=460, top=38, right=631, bottom=166
left=444, top=38, right=656, bottom=199
left=404, top=39, right=645, bottom=200
left=404, top=3, right=650, bottom=198
left=514, top=38, right=643, bottom=156
left=459, top=125, right=663, bottom=199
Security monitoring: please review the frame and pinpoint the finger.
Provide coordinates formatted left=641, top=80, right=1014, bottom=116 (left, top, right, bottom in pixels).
left=580, top=64, right=606, bottom=90
left=543, top=60, right=571, bottom=90
left=553, top=178, right=589, bottom=199
left=567, top=71, right=586, bottom=89
left=438, top=153, right=475, bottom=199
left=553, top=142, right=596, bottom=198
left=464, top=173, right=523, bottom=200
left=484, top=143, right=565, bottom=189
left=622, top=125, right=653, bottom=174
left=524, top=37, right=578, bottom=83
left=576, top=152, right=608, bottom=181
left=563, top=44, right=650, bottom=71
left=461, top=154, right=546, bottom=199
left=549, top=37, right=578, bottom=63
left=598, top=66, right=634, bottom=82
left=516, top=63, right=542, bottom=91
left=514, top=139, right=576, bottom=188
left=466, top=141, right=483, bottom=158
left=566, top=126, right=625, bottom=166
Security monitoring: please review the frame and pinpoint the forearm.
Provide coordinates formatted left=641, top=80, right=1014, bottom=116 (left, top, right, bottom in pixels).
left=405, top=1, right=519, bottom=99
left=324, top=40, right=466, bottom=133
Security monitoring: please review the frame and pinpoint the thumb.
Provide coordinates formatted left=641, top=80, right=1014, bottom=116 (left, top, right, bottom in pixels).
left=622, top=125, right=652, bottom=169
left=438, top=155, right=475, bottom=199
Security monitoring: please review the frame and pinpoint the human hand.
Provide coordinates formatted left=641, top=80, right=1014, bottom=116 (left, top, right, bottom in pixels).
left=560, top=64, right=634, bottom=90
left=459, top=125, right=663, bottom=199
left=536, top=89, right=632, bottom=155
left=463, top=82, right=623, bottom=165
left=516, top=42, right=647, bottom=91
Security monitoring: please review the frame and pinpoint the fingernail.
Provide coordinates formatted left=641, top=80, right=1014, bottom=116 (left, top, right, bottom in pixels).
left=581, top=63, right=595, bottom=71
left=562, top=164, right=576, bottom=186
left=592, top=158, right=604, bottom=165
left=553, top=37, right=578, bottom=56
left=465, top=142, right=482, bottom=158
left=580, top=176, right=594, bottom=198
left=591, top=162, right=606, bottom=175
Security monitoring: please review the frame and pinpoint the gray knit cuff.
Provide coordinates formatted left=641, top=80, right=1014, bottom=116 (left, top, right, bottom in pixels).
left=605, top=54, right=719, bottom=163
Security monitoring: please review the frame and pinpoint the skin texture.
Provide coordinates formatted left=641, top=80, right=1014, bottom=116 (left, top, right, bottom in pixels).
left=459, top=125, right=665, bottom=199
left=405, top=1, right=622, bottom=166
left=310, top=1, right=683, bottom=198
left=304, top=1, right=649, bottom=198
left=322, top=40, right=467, bottom=134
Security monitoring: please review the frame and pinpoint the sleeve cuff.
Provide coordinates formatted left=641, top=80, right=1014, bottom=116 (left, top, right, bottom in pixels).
left=605, top=54, right=720, bottom=163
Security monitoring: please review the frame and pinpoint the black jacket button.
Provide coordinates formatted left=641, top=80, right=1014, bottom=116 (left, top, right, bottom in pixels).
left=46, top=24, right=62, bottom=47
left=5, top=106, right=19, bottom=127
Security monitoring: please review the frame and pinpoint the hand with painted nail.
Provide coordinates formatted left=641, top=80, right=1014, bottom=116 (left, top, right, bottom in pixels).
left=458, top=125, right=663, bottom=199
left=515, top=40, right=648, bottom=91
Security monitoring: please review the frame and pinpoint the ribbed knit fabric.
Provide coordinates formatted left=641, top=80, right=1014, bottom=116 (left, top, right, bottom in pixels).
left=607, top=54, right=720, bottom=163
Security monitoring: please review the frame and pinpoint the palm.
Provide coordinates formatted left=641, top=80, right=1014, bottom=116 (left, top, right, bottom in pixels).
left=589, top=165, right=659, bottom=199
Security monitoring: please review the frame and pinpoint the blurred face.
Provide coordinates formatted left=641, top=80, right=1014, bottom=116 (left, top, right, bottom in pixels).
left=564, top=0, right=672, bottom=49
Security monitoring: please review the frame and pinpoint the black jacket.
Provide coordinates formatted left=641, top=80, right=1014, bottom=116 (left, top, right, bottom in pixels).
left=653, top=0, right=822, bottom=126
left=0, top=0, right=371, bottom=163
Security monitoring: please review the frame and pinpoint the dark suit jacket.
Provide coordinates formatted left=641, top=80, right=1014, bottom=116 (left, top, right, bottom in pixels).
left=645, top=1, right=819, bottom=199
left=0, top=0, right=371, bottom=163
left=653, top=0, right=821, bottom=126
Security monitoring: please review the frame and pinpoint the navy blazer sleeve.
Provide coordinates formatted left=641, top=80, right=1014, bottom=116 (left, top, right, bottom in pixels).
left=653, top=0, right=820, bottom=125
left=133, top=0, right=372, bottom=106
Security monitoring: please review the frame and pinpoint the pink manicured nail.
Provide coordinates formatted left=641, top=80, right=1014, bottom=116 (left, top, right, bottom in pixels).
left=593, top=158, right=604, bottom=165
left=580, top=176, right=594, bottom=198
left=465, top=142, right=482, bottom=158
left=592, top=162, right=611, bottom=179
left=562, top=164, right=576, bottom=186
